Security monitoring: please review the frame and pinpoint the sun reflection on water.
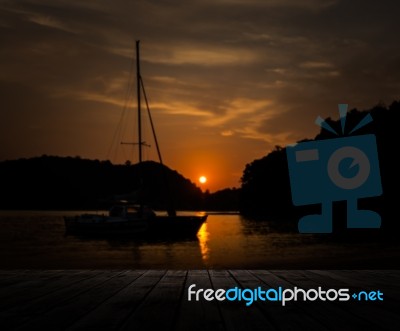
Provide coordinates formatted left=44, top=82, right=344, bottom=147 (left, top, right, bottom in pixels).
left=197, top=222, right=210, bottom=263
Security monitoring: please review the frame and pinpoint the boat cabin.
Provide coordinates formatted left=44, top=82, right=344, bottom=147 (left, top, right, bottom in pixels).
left=109, top=204, right=155, bottom=219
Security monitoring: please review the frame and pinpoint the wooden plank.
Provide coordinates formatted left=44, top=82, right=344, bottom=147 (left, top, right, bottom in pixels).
left=119, top=270, right=187, bottom=331
left=229, top=270, right=328, bottom=331
left=0, top=270, right=34, bottom=284
left=0, top=270, right=135, bottom=330
left=292, top=270, right=394, bottom=295
left=208, top=270, right=277, bottom=331
left=313, top=270, right=397, bottom=287
left=67, top=270, right=165, bottom=331
left=0, top=270, right=90, bottom=310
left=13, top=270, right=137, bottom=330
left=0, top=270, right=62, bottom=291
left=308, top=270, right=399, bottom=288
left=175, top=270, right=225, bottom=331
left=307, top=270, right=400, bottom=321
left=252, top=270, right=373, bottom=330
left=309, top=270, right=400, bottom=301
left=0, top=270, right=398, bottom=331
left=271, top=270, right=400, bottom=331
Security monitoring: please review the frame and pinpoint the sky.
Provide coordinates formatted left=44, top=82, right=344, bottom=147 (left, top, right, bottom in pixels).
left=1, top=0, right=399, bottom=192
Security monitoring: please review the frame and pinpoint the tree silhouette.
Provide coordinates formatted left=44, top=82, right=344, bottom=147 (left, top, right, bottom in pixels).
left=239, top=101, right=400, bottom=235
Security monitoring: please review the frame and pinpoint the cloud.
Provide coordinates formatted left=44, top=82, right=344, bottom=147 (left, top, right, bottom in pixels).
left=143, top=46, right=258, bottom=66
left=149, top=76, right=181, bottom=84
left=300, top=61, right=334, bottom=69
left=52, top=88, right=126, bottom=108
left=151, top=102, right=214, bottom=117
left=201, top=98, right=291, bottom=143
left=234, top=126, right=293, bottom=145
left=204, top=98, right=273, bottom=126
left=1, top=0, right=400, bottom=190
left=27, top=14, right=76, bottom=33
left=204, top=0, right=337, bottom=9
left=221, top=130, right=234, bottom=136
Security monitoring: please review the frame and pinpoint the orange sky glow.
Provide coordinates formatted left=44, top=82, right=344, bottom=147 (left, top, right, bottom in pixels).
left=1, top=1, right=399, bottom=192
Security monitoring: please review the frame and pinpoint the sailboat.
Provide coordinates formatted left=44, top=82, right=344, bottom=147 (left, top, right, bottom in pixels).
left=64, top=41, right=207, bottom=237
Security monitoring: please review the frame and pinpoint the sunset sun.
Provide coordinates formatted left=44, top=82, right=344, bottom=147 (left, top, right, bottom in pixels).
left=199, top=176, right=207, bottom=184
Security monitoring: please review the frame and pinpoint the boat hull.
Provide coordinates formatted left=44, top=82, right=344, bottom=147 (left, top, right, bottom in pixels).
left=64, top=214, right=207, bottom=238
left=148, top=215, right=207, bottom=237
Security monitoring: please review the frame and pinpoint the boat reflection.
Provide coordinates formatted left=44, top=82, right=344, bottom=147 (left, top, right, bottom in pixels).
left=66, top=230, right=200, bottom=245
left=65, top=222, right=206, bottom=268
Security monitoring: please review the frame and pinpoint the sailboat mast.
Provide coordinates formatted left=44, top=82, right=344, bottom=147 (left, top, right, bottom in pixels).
left=136, top=40, right=142, bottom=164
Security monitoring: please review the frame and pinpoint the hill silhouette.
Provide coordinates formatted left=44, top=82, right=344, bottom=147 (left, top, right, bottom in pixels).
left=240, top=100, right=400, bottom=235
left=2, top=100, right=398, bottom=221
left=0, top=156, right=204, bottom=210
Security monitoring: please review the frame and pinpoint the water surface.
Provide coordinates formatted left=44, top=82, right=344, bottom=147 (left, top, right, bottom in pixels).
left=0, top=211, right=397, bottom=269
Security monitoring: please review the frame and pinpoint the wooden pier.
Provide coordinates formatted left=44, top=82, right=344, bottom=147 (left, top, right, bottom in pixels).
left=0, top=270, right=399, bottom=330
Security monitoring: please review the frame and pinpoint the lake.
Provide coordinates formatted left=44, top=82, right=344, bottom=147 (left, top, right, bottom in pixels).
left=0, top=211, right=398, bottom=269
